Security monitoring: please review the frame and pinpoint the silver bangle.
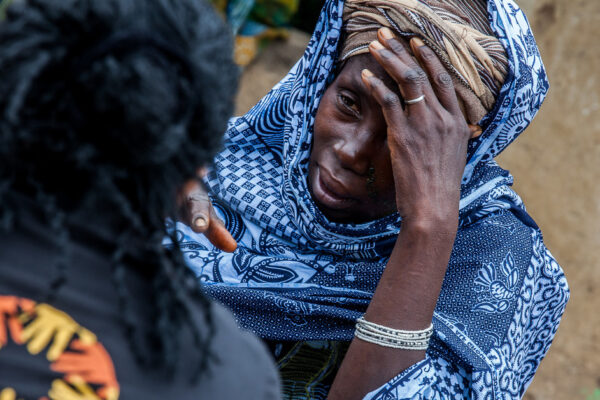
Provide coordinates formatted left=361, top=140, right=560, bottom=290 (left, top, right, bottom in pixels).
left=354, top=316, right=433, bottom=350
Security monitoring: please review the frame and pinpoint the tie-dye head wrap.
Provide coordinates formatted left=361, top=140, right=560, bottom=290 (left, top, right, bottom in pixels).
left=339, top=0, right=509, bottom=124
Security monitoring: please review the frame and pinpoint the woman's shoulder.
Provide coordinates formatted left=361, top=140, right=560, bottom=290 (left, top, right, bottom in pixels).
left=454, top=208, right=537, bottom=262
left=444, top=208, right=565, bottom=314
left=434, top=208, right=568, bottom=368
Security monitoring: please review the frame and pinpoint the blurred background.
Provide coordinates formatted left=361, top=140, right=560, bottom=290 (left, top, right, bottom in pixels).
left=228, top=0, right=600, bottom=398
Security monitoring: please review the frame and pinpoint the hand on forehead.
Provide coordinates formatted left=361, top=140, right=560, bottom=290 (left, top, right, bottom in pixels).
left=339, top=34, right=478, bottom=133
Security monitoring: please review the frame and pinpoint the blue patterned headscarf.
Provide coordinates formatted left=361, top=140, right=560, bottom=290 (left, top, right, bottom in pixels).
left=170, top=0, right=567, bottom=397
left=173, top=0, right=549, bottom=257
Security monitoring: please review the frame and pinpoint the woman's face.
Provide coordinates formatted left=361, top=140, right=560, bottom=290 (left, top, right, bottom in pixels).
left=308, top=54, right=400, bottom=224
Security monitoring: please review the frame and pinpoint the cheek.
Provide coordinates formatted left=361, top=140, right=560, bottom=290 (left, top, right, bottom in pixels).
left=312, top=111, right=326, bottom=144
left=312, top=101, right=339, bottom=148
left=369, top=150, right=396, bottom=199
left=363, top=160, right=397, bottom=219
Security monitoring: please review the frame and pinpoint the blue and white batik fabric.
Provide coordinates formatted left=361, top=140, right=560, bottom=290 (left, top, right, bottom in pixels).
left=168, top=0, right=568, bottom=398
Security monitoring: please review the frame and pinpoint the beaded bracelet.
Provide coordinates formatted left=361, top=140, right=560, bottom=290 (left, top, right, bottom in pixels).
left=354, top=316, right=433, bottom=350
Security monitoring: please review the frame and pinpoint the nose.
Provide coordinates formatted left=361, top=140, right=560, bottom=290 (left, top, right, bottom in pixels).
left=333, top=129, right=380, bottom=176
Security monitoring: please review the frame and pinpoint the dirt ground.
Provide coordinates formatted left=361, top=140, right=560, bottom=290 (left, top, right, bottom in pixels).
left=235, top=1, right=600, bottom=398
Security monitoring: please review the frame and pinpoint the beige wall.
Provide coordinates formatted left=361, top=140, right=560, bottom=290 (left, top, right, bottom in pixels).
left=497, top=1, right=600, bottom=399
left=236, top=1, right=600, bottom=396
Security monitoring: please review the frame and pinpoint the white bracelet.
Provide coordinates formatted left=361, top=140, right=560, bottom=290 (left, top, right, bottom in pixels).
left=356, top=317, right=433, bottom=339
left=354, top=316, right=433, bottom=350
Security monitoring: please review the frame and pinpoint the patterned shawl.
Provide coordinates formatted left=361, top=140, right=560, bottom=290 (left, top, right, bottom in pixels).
left=170, top=0, right=567, bottom=397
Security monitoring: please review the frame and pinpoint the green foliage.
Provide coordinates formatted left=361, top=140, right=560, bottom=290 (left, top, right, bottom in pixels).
left=0, top=0, right=13, bottom=20
left=585, top=388, right=600, bottom=400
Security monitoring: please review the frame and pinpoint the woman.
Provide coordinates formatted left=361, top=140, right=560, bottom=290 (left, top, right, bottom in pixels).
left=175, top=0, right=569, bottom=398
left=0, top=0, right=280, bottom=398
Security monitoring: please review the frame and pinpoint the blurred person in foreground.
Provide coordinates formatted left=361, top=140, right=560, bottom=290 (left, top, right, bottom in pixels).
left=177, top=0, right=569, bottom=398
left=0, top=0, right=280, bottom=398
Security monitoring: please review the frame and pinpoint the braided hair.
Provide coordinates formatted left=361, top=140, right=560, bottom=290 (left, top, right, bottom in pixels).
left=0, top=0, right=237, bottom=378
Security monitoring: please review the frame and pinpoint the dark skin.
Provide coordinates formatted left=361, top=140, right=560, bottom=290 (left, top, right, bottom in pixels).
left=183, top=28, right=476, bottom=398
left=177, top=170, right=237, bottom=253
left=308, top=37, right=481, bottom=225
left=308, top=54, right=397, bottom=223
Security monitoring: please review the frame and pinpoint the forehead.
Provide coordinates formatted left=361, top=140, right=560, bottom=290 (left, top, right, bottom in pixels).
left=335, top=53, right=402, bottom=97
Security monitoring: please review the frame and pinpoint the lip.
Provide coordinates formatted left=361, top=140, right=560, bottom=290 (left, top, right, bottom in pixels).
left=312, top=165, right=357, bottom=209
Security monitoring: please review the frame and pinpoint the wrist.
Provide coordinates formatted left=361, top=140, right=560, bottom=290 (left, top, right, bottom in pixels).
left=392, top=216, right=457, bottom=277
left=401, top=209, right=458, bottom=237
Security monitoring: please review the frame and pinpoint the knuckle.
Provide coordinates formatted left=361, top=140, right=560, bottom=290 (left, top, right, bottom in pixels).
left=187, top=193, right=210, bottom=211
left=369, top=78, right=383, bottom=92
left=419, top=46, right=436, bottom=61
left=440, top=114, right=453, bottom=127
left=435, top=72, right=453, bottom=88
left=388, top=39, right=406, bottom=54
left=382, top=92, right=400, bottom=108
left=378, top=48, right=393, bottom=62
left=402, top=68, right=426, bottom=85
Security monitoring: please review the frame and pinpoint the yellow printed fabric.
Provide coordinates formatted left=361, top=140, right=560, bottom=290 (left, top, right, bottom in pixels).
left=0, top=296, right=120, bottom=400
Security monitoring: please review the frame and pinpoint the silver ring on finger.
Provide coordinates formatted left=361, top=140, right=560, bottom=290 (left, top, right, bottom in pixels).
left=405, top=94, right=425, bottom=105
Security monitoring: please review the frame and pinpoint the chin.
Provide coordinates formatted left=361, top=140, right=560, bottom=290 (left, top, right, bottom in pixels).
left=318, top=206, right=356, bottom=224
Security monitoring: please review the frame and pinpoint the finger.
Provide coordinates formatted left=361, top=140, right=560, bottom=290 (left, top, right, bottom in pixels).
left=370, top=31, right=437, bottom=111
left=369, top=40, right=432, bottom=112
left=205, top=207, right=237, bottom=253
left=189, top=198, right=210, bottom=233
left=8, top=316, right=25, bottom=345
left=76, top=327, right=97, bottom=345
left=67, top=375, right=98, bottom=396
left=361, top=68, right=407, bottom=128
left=181, top=180, right=211, bottom=233
left=409, top=37, right=462, bottom=116
left=50, top=352, right=81, bottom=371
left=48, top=379, right=78, bottom=400
left=19, top=298, right=36, bottom=313
left=377, top=28, right=422, bottom=73
left=68, top=338, right=90, bottom=351
left=25, top=324, right=54, bottom=356
left=196, top=166, right=209, bottom=178
left=179, top=179, right=237, bottom=251
left=0, top=296, right=19, bottom=313
left=47, top=327, right=73, bottom=361
left=20, top=314, right=42, bottom=342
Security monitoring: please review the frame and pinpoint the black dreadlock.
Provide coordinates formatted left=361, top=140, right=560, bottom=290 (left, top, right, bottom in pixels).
left=0, top=0, right=238, bottom=379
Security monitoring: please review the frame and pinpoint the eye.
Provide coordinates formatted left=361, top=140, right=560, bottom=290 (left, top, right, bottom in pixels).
left=337, top=92, right=360, bottom=116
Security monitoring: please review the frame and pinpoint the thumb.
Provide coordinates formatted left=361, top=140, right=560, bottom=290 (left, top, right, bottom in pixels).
left=205, top=209, right=237, bottom=253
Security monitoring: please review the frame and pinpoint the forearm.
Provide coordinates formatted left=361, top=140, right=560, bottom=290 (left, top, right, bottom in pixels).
left=329, top=217, right=457, bottom=400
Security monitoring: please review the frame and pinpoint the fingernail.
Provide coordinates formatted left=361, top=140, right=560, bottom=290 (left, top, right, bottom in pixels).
left=362, top=68, right=373, bottom=78
left=411, top=37, right=425, bottom=47
left=369, top=40, right=383, bottom=50
left=194, top=215, right=208, bottom=228
left=379, top=27, right=394, bottom=40
left=468, top=124, right=483, bottom=138
left=197, top=167, right=208, bottom=178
